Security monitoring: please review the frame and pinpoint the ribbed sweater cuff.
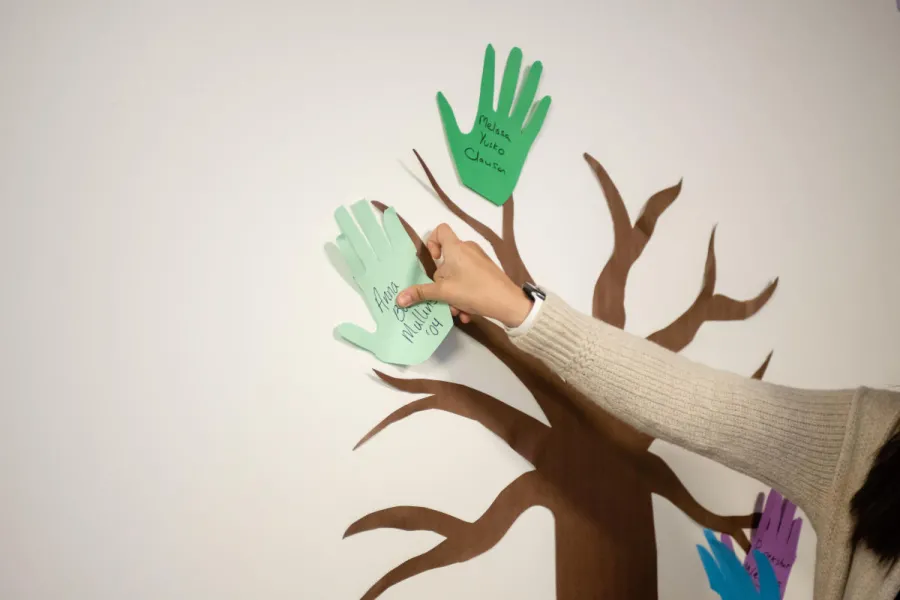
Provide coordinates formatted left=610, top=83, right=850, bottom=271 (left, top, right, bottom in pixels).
left=509, top=292, right=592, bottom=380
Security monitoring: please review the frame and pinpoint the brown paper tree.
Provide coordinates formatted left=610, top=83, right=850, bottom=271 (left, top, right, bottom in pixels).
left=344, top=150, right=778, bottom=599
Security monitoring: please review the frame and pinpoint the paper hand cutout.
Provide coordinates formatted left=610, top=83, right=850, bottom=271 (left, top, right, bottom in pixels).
left=698, top=529, right=781, bottom=600
left=334, top=200, right=453, bottom=365
left=722, top=489, right=802, bottom=599
left=438, top=43, right=551, bottom=206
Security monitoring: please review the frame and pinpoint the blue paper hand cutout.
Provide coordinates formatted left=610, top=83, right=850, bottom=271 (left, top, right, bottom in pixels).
left=697, top=529, right=781, bottom=600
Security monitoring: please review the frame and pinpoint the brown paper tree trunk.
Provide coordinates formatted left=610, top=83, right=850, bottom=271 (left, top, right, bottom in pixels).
left=344, top=151, right=778, bottom=600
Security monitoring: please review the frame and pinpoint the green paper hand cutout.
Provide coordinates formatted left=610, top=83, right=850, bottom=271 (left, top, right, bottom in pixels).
left=438, top=43, right=552, bottom=206
left=334, top=200, right=453, bottom=365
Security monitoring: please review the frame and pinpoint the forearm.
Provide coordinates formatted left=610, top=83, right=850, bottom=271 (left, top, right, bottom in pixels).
left=510, top=293, right=854, bottom=522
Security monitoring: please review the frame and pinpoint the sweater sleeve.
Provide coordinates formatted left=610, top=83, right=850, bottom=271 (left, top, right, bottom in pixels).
left=510, top=293, right=857, bottom=524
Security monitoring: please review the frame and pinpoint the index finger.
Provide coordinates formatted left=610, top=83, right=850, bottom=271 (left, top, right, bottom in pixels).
left=426, top=223, right=459, bottom=259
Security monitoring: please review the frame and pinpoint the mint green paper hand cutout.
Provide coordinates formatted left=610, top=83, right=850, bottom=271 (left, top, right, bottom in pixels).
left=438, top=44, right=552, bottom=206
left=333, top=200, right=453, bottom=365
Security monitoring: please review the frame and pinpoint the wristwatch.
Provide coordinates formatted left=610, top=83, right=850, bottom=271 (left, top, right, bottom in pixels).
left=523, top=282, right=546, bottom=302
left=506, top=282, right=546, bottom=337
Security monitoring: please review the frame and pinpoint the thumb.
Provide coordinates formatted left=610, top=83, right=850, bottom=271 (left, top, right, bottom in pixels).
left=437, top=92, right=462, bottom=139
left=397, top=282, right=442, bottom=307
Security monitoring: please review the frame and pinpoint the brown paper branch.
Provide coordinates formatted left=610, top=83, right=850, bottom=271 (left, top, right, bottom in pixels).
left=412, top=149, right=503, bottom=249
left=646, top=228, right=779, bottom=352
left=412, top=150, right=533, bottom=286
left=458, top=316, right=580, bottom=428
left=499, top=195, right=530, bottom=286
left=752, top=351, right=774, bottom=380
left=344, top=506, right=466, bottom=538
left=345, top=471, right=542, bottom=600
left=463, top=317, right=656, bottom=451
left=586, top=153, right=682, bottom=328
left=641, top=452, right=753, bottom=551
left=355, top=370, right=550, bottom=464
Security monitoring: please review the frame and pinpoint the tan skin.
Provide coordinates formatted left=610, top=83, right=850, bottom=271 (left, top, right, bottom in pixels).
left=396, top=223, right=533, bottom=327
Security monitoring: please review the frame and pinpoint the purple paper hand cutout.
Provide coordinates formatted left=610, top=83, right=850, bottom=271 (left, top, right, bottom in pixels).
left=722, top=489, right=803, bottom=600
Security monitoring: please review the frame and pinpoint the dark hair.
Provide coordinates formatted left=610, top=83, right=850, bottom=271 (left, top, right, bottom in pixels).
left=850, top=425, right=900, bottom=568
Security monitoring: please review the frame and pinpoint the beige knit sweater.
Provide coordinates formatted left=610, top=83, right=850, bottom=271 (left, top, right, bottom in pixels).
left=510, top=293, right=900, bottom=600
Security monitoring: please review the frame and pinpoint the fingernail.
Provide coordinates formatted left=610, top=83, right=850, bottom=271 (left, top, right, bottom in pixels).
left=396, top=292, right=411, bottom=307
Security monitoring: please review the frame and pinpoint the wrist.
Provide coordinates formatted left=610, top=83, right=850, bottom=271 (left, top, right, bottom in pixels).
left=499, top=285, right=533, bottom=328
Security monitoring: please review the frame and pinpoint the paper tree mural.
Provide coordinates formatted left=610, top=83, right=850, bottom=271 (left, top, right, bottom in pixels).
left=344, top=150, right=779, bottom=599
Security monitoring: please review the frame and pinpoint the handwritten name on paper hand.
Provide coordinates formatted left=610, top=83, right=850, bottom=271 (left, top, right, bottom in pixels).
left=372, top=282, right=446, bottom=344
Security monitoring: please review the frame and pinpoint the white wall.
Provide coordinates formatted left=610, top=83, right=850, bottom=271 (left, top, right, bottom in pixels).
left=1, top=1, right=899, bottom=599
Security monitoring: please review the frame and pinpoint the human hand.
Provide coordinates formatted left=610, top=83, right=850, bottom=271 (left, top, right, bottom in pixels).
left=334, top=201, right=453, bottom=365
left=698, top=529, right=781, bottom=600
left=721, top=490, right=802, bottom=599
left=438, top=44, right=551, bottom=206
left=395, top=223, right=532, bottom=328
